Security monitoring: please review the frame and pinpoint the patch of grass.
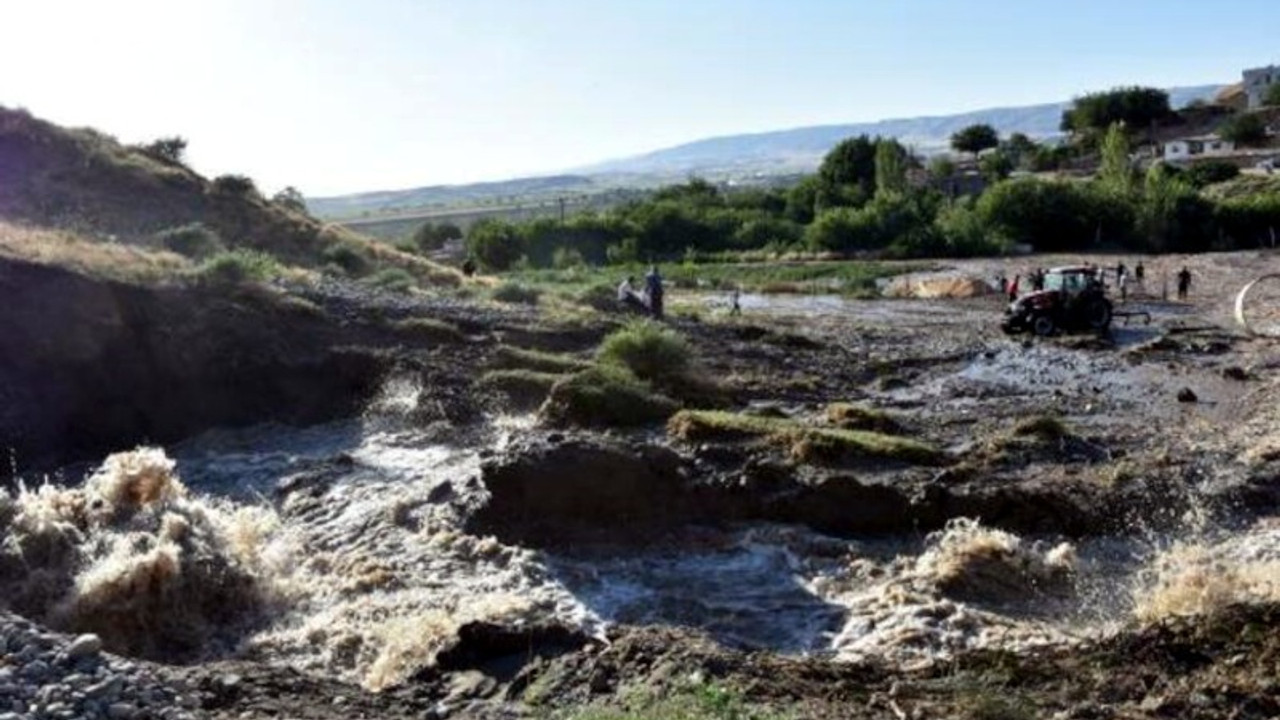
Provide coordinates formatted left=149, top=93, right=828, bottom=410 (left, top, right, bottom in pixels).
left=323, top=242, right=372, bottom=276
left=155, top=222, right=224, bottom=260
left=541, top=365, right=679, bottom=428
left=960, top=691, right=1037, bottom=720
left=826, top=402, right=903, bottom=434
left=492, top=281, right=542, bottom=305
left=597, top=320, right=692, bottom=385
left=0, top=221, right=189, bottom=284
left=365, top=267, right=417, bottom=293
left=668, top=410, right=945, bottom=466
left=1012, top=415, right=1070, bottom=441
left=479, top=369, right=563, bottom=411
left=506, top=259, right=918, bottom=298
left=196, top=248, right=282, bottom=285
left=391, top=317, right=463, bottom=343
left=490, top=345, right=589, bottom=374
left=560, top=682, right=787, bottom=720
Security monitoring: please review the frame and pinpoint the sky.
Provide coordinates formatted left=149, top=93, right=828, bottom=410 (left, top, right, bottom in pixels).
left=2, top=0, right=1278, bottom=196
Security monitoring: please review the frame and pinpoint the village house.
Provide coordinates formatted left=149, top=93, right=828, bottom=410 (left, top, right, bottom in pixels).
left=1162, top=134, right=1236, bottom=163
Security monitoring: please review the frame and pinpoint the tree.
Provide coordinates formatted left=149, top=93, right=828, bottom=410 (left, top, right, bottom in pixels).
left=413, top=221, right=463, bottom=251
left=1265, top=83, right=1280, bottom=108
left=139, top=136, right=187, bottom=165
left=1098, top=123, right=1135, bottom=195
left=950, top=124, right=999, bottom=159
left=272, top=186, right=308, bottom=214
left=928, top=155, right=956, bottom=179
left=1003, top=133, right=1038, bottom=169
left=1220, top=112, right=1268, bottom=146
left=979, top=151, right=1014, bottom=182
left=465, top=219, right=525, bottom=270
left=817, top=135, right=878, bottom=206
left=1061, top=86, right=1172, bottom=135
left=874, top=139, right=909, bottom=195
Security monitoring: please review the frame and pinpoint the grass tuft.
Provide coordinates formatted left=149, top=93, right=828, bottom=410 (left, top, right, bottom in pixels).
left=195, top=249, right=282, bottom=285
left=825, top=402, right=903, bottom=434
left=668, top=409, right=945, bottom=466
left=597, top=320, right=693, bottom=385
left=541, top=365, right=679, bottom=428
left=490, top=345, right=589, bottom=374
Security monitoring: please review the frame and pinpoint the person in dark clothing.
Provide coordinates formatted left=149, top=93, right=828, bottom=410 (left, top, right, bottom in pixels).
left=1134, top=262, right=1145, bottom=283
left=1030, top=268, right=1045, bottom=292
left=729, top=287, right=742, bottom=316
left=1007, top=274, right=1020, bottom=301
left=644, top=265, right=665, bottom=319
left=1115, top=262, right=1127, bottom=284
left=1177, top=267, right=1192, bottom=300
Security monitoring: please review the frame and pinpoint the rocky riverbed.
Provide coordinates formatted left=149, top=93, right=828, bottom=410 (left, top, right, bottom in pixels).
left=4, top=251, right=1280, bottom=718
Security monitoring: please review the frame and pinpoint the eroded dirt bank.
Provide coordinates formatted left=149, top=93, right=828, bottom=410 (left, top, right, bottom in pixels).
left=6, top=251, right=1280, bottom=719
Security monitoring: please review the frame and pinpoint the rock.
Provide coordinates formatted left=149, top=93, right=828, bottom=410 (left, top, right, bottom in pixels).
left=1176, top=387, right=1198, bottom=403
left=107, top=704, right=136, bottom=720
left=67, top=633, right=103, bottom=660
left=1222, top=365, right=1249, bottom=381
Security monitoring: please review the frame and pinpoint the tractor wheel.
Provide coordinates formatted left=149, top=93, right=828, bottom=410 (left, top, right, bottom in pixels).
left=1032, top=314, right=1055, bottom=337
left=1087, top=298, right=1113, bottom=331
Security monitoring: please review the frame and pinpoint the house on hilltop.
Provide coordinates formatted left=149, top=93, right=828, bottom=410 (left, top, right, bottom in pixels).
left=1243, top=64, right=1280, bottom=109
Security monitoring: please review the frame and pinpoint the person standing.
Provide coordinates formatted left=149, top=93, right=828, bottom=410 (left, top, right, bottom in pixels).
left=729, top=286, right=742, bottom=316
left=1008, top=274, right=1020, bottom=301
left=645, top=265, right=665, bottom=319
left=1177, top=267, right=1192, bottom=300
left=1118, top=267, right=1128, bottom=301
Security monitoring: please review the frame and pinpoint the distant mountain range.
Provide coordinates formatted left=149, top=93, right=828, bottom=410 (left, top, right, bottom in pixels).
left=310, top=84, right=1222, bottom=220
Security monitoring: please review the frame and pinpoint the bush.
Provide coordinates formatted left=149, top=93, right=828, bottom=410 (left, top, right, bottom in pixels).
left=1187, top=161, right=1241, bottom=188
left=323, top=243, right=372, bottom=276
left=138, top=136, right=187, bottom=165
left=365, top=267, right=417, bottom=293
left=196, top=249, right=281, bottom=285
left=1220, top=112, right=1268, bottom=146
left=156, top=222, right=224, bottom=259
left=596, top=320, right=692, bottom=385
left=491, top=282, right=541, bottom=305
left=540, top=365, right=679, bottom=428
left=466, top=219, right=525, bottom=270
left=552, top=246, right=587, bottom=269
left=211, top=174, right=258, bottom=196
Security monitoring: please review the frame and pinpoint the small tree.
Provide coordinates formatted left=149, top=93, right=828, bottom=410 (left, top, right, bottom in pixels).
left=1220, top=112, right=1268, bottom=146
left=874, top=139, right=908, bottom=195
left=413, top=221, right=463, bottom=251
left=1098, top=122, right=1135, bottom=195
left=212, top=174, right=258, bottom=196
left=928, top=155, right=957, bottom=178
left=140, top=136, right=187, bottom=165
left=272, top=186, right=308, bottom=214
left=979, top=151, right=1014, bottom=182
left=951, top=124, right=999, bottom=159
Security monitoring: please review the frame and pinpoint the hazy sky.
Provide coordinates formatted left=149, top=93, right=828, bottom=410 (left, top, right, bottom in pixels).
left=3, top=0, right=1277, bottom=195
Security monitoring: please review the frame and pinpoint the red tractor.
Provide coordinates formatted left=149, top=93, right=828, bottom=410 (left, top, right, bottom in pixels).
left=1001, top=266, right=1113, bottom=336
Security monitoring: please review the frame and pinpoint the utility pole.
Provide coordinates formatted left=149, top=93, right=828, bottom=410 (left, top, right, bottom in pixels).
left=558, top=197, right=566, bottom=223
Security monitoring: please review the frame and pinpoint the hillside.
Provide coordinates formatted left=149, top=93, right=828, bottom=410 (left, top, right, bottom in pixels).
left=0, top=106, right=460, bottom=285
left=313, top=85, right=1222, bottom=221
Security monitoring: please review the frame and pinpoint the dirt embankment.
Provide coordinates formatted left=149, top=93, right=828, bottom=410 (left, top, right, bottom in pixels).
left=0, top=257, right=491, bottom=472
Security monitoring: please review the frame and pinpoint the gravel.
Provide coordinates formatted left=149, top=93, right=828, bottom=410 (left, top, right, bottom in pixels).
left=0, top=613, right=196, bottom=720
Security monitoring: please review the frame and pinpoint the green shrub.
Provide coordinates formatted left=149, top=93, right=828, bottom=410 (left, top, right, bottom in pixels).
left=156, top=222, right=224, bottom=259
left=491, top=282, right=541, bottom=305
left=1187, top=161, right=1240, bottom=188
left=211, top=174, right=258, bottom=196
left=196, top=249, right=281, bottom=285
left=552, top=246, right=587, bottom=269
left=575, top=281, right=619, bottom=311
left=596, top=320, right=692, bottom=384
left=323, top=243, right=372, bottom=276
left=540, top=365, right=679, bottom=428
left=365, top=267, right=417, bottom=293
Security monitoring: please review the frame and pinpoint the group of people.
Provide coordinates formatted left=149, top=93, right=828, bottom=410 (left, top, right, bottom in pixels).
left=617, top=266, right=666, bottom=318
left=999, top=260, right=1194, bottom=301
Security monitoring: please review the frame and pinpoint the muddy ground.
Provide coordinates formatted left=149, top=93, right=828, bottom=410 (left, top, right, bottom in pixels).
left=7, top=250, right=1280, bottom=719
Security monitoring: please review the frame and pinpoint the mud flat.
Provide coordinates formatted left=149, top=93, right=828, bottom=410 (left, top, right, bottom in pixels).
left=5, top=251, right=1280, bottom=718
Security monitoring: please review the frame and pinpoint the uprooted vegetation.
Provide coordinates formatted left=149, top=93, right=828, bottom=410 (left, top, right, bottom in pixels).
left=541, top=365, right=680, bottom=427
left=0, top=448, right=287, bottom=661
left=668, top=409, right=947, bottom=466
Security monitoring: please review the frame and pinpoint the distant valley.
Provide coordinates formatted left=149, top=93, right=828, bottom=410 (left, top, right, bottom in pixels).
left=309, top=84, right=1222, bottom=221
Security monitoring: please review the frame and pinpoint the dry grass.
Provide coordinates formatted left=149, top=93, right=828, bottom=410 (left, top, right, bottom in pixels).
left=0, top=220, right=189, bottom=284
left=667, top=410, right=946, bottom=466
left=826, top=402, right=903, bottom=434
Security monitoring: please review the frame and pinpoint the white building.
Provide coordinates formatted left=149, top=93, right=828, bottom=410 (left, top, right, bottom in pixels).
left=1243, top=64, right=1280, bottom=109
left=1163, top=134, right=1236, bottom=163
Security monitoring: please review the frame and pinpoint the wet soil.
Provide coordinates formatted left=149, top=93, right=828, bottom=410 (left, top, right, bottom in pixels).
left=10, top=250, right=1280, bottom=718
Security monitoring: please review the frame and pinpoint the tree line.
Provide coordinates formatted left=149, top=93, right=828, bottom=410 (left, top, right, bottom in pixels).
left=453, top=86, right=1280, bottom=270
